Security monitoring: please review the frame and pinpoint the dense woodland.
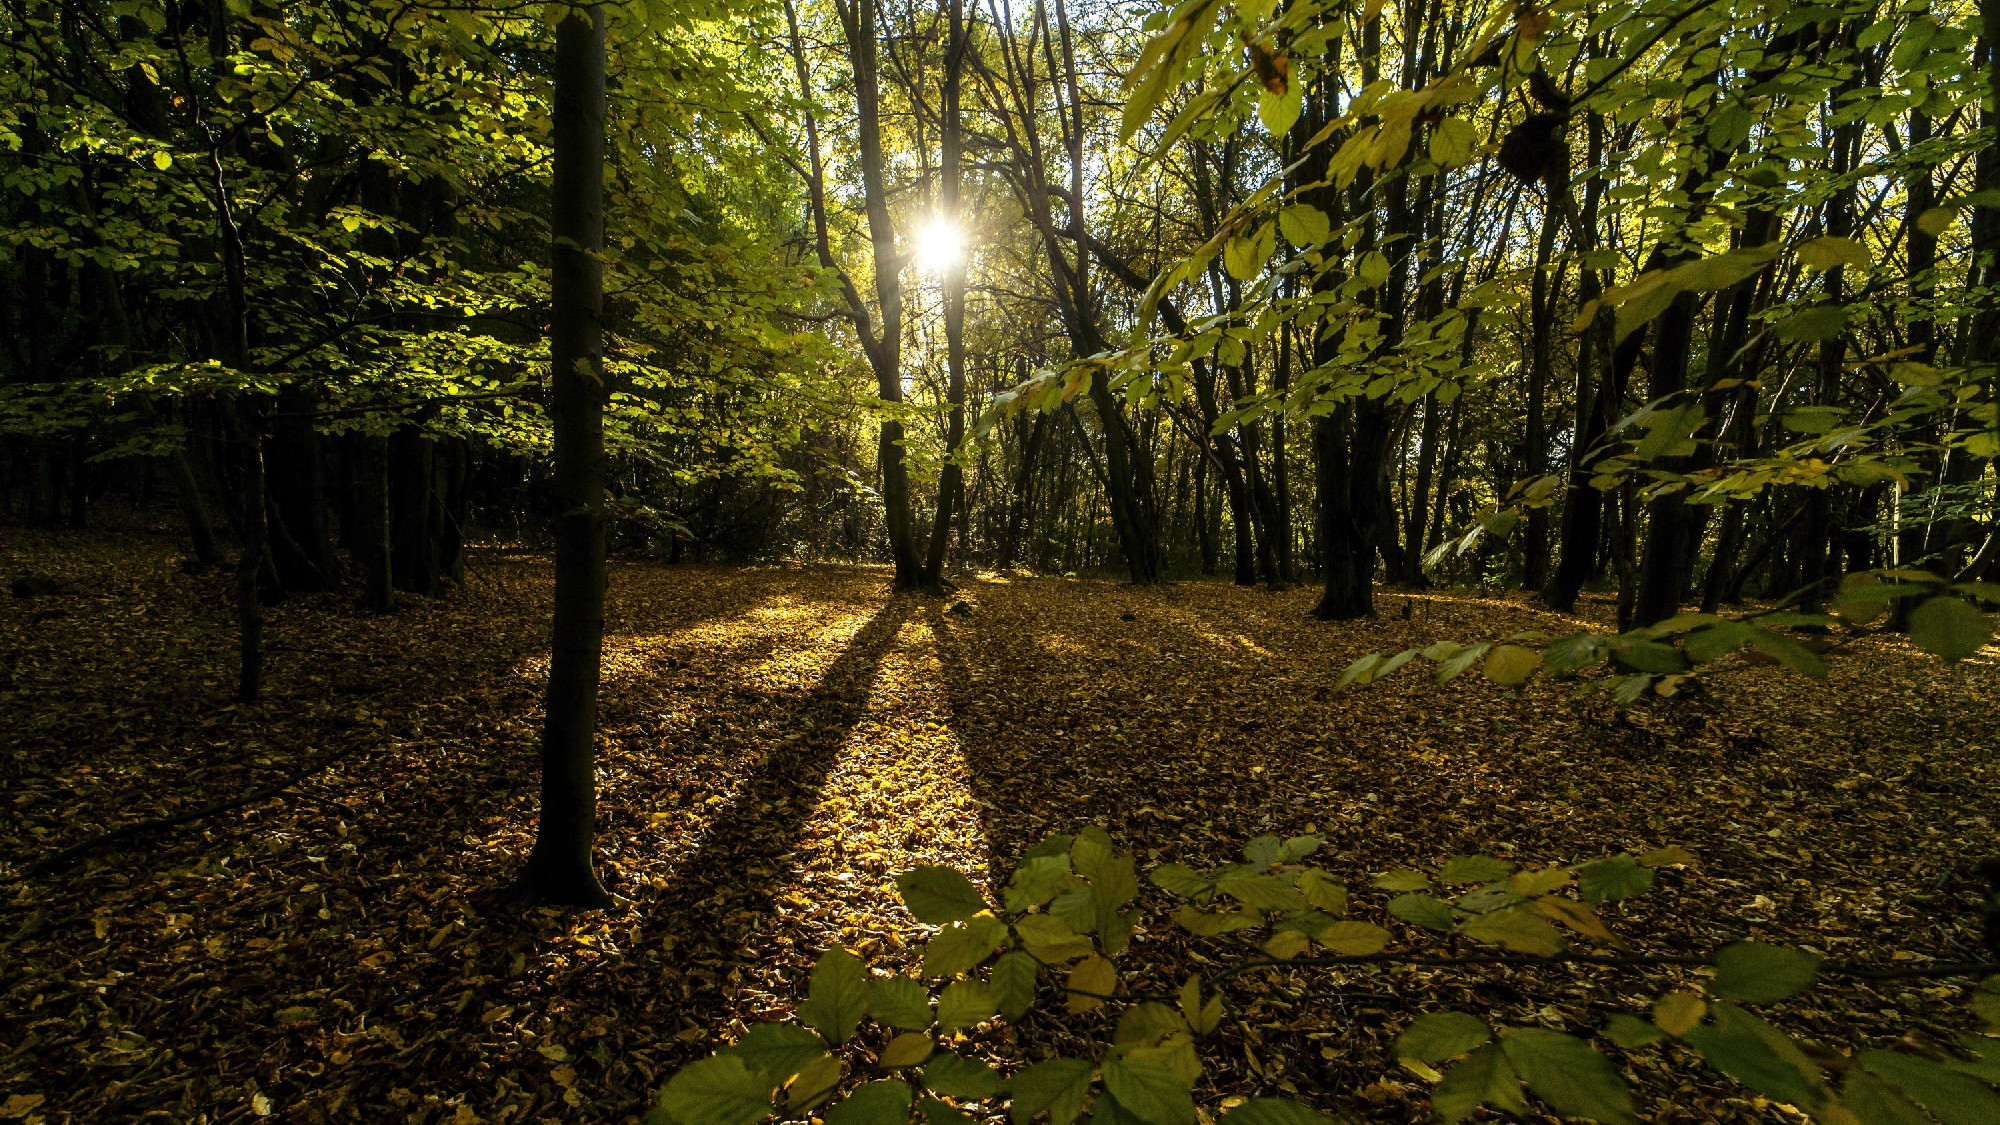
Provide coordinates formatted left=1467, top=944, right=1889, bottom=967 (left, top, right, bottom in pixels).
left=5, top=0, right=2000, bottom=1121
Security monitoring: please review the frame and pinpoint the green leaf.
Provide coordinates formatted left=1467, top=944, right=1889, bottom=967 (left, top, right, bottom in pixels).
left=799, top=949, right=872, bottom=1044
left=1173, top=905, right=1262, bottom=937
left=1795, top=236, right=1870, bottom=270
left=1839, top=1069, right=1933, bottom=1124
left=1397, top=1012, right=1492, bottom=1063
left=1297, top=869, right=1348, bottom=913
left=1483, top=643, right=1541, bottom=687
left=788, top=1054, right=845, bottom=1114
left=1576, top=856, right=1654, bottom=905
left=917, top=1095, right=975, bottom=1125
left=1372, top=869, right=1430, bottom=892
left=1541, top=633, right=1608, bottom=677
left=1712, top=942, right=1820, bottom=1004
left=1050, top=885, right=1098, bottom=935
left=937, top=979, right=996, bottom=1030
left=1315, top=920, right=1390, bottom=955
left=1237, top=840, right=1276, bottom=869
left=1436, top=642, right=1492, bottom=682
left=1602, top=1014, right=1664, bottom=1050
left=1114, top=1002, right=1191, bottom=1047
left=1024, top=833, right=1074, bottom=861
left=1277, top=204, right=1330, bottom=249
left=1005, top=854, right=1076, bottom=912
left=1459, top=907, right=1565, bottom=955
left=1261, top=930, right=1311, bottom=960
left=1259, top=86, right=1303, bottom=135
left=1499, top=1028, right=1638, bottom=1125
left=1916, top=192, right=2000, bottom=237
left=1774, top=305, right=1850, bottom=342
left=880, top=1032, right=935, bottom=1069
left=1908, top=596, right=1993, bottom=662
left=736, top=1023, right=830, bottom=1080
left=1433, top=1044, right=1528, bottom=1122
left=151, top=150, right=174, bottom=171
left=1682, top=1003, right=1828, bottom=1110
left=1610, top=639, right=1686, bottom=674
left=1071, top=826, right=1116, bottom=879
left=1683, top=622, right=1753, bottom=664
left=824, top=1079, right=913, bottom=1125
left=1429, top=116, right=1477, bottom=166
left=991, top=951, right=1038, bottom=1021
left=1747, top=628, right=1829, bottom=678
left=897, top=867, right=989, bottom=925
left=1102, top=1052, right=1197, bottom=1125
left=871, top=976, right=935, bottom=1031
left=1219, top=1097, right=1342, bottom=1123
left=1280, top=835, right=1323, bottom=862
left=1225, top=228, right=1272, bottom=281
left=1007, top=1057, right=1093, bottom=1125
left=922, top=916, right=1010, bottom=978
left=1216, top=871, right=1309, bottom=911
left=1440, top=855, right=1516, bottom=884
left=1388, top=893, right=1457, bottom=931
left=1148, top=863, right=1211, bottom=898
left=1861, top=1050, right=2000, bottom=1125
left=922, top=1053, right=1002, bottom=1100
left=656, top=1053, right=777, bottom=1125
left=1354, top=250, right=1391, bottom=289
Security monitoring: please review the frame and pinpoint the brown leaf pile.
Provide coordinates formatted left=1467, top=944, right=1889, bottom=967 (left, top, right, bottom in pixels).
left=2, top=525, right=1995, bottom=1123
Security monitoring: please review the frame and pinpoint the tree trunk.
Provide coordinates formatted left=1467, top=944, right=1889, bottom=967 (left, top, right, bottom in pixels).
left=515, top=4, right=613, bottom=909
left=357, top=432, right=395, bottom=613
left=1522, top=193, right=1561, bottom=590
left=920, top=0, right=968, bottom=593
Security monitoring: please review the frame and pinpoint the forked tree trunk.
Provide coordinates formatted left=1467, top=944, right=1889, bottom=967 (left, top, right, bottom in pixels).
left=515, top=4, right=613, bottom=909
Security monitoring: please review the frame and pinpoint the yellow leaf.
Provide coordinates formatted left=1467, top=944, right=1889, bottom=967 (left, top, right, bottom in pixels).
left=1315, top=921, right=1391, bottom=956
left=1261, top=930, right=1311, bottom=960
left=1508, top=867, right=1573, bottom=897
left=1483, top=644, right=1540, bottom=688
left=1652, top=992, right=1706, bottom=1037
left=1067, top=954, right=1119, bottom=1013
left=1527, top=896, right=1623, bottom=947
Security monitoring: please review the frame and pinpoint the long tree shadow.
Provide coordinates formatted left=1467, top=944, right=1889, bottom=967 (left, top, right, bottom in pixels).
left=636, top=597, right=911, bottom=954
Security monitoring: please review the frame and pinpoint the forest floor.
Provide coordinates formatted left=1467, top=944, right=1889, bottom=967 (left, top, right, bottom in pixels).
left=2, top=520, right=1997, bottom=1124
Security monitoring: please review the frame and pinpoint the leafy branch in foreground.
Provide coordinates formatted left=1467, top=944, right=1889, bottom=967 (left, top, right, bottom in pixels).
left=1338, top=568, right=1999, bottom=704
left=642, top=827, right=2000, bottom=1124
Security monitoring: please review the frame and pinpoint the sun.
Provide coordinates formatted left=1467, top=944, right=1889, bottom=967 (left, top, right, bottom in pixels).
left=911, top=217, right=967, bottom=277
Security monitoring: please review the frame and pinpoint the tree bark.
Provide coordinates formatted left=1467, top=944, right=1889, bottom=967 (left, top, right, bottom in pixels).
left=921, top=0, right=969, bottom=593
left=515, top=4, right=613, bottom=909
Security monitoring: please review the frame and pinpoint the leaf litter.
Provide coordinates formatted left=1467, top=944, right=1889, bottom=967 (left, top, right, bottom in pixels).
left=2, top=527, right=1996, bottom=1121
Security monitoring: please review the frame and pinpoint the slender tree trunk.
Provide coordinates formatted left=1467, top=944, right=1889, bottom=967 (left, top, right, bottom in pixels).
left=921, top=0, right=969, bottom=592
left=516, top=4, right=613, bottom=909
left=1522, top=194, right=1561, bottom=590
left=839, top=0, right=921, bottom=588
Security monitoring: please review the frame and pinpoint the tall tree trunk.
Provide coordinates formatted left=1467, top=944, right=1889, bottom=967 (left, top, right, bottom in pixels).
left=1541, top=111, right=1619, bottom=613
left=516, top=4, right=613, bottom=909
left=835, top=0, right=920, bottom=588
left=921, top=0, right=969, bottom=593
left=1522, top=193, right=1561, bottom=590
left=390, top=427, right=440, bottom=594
